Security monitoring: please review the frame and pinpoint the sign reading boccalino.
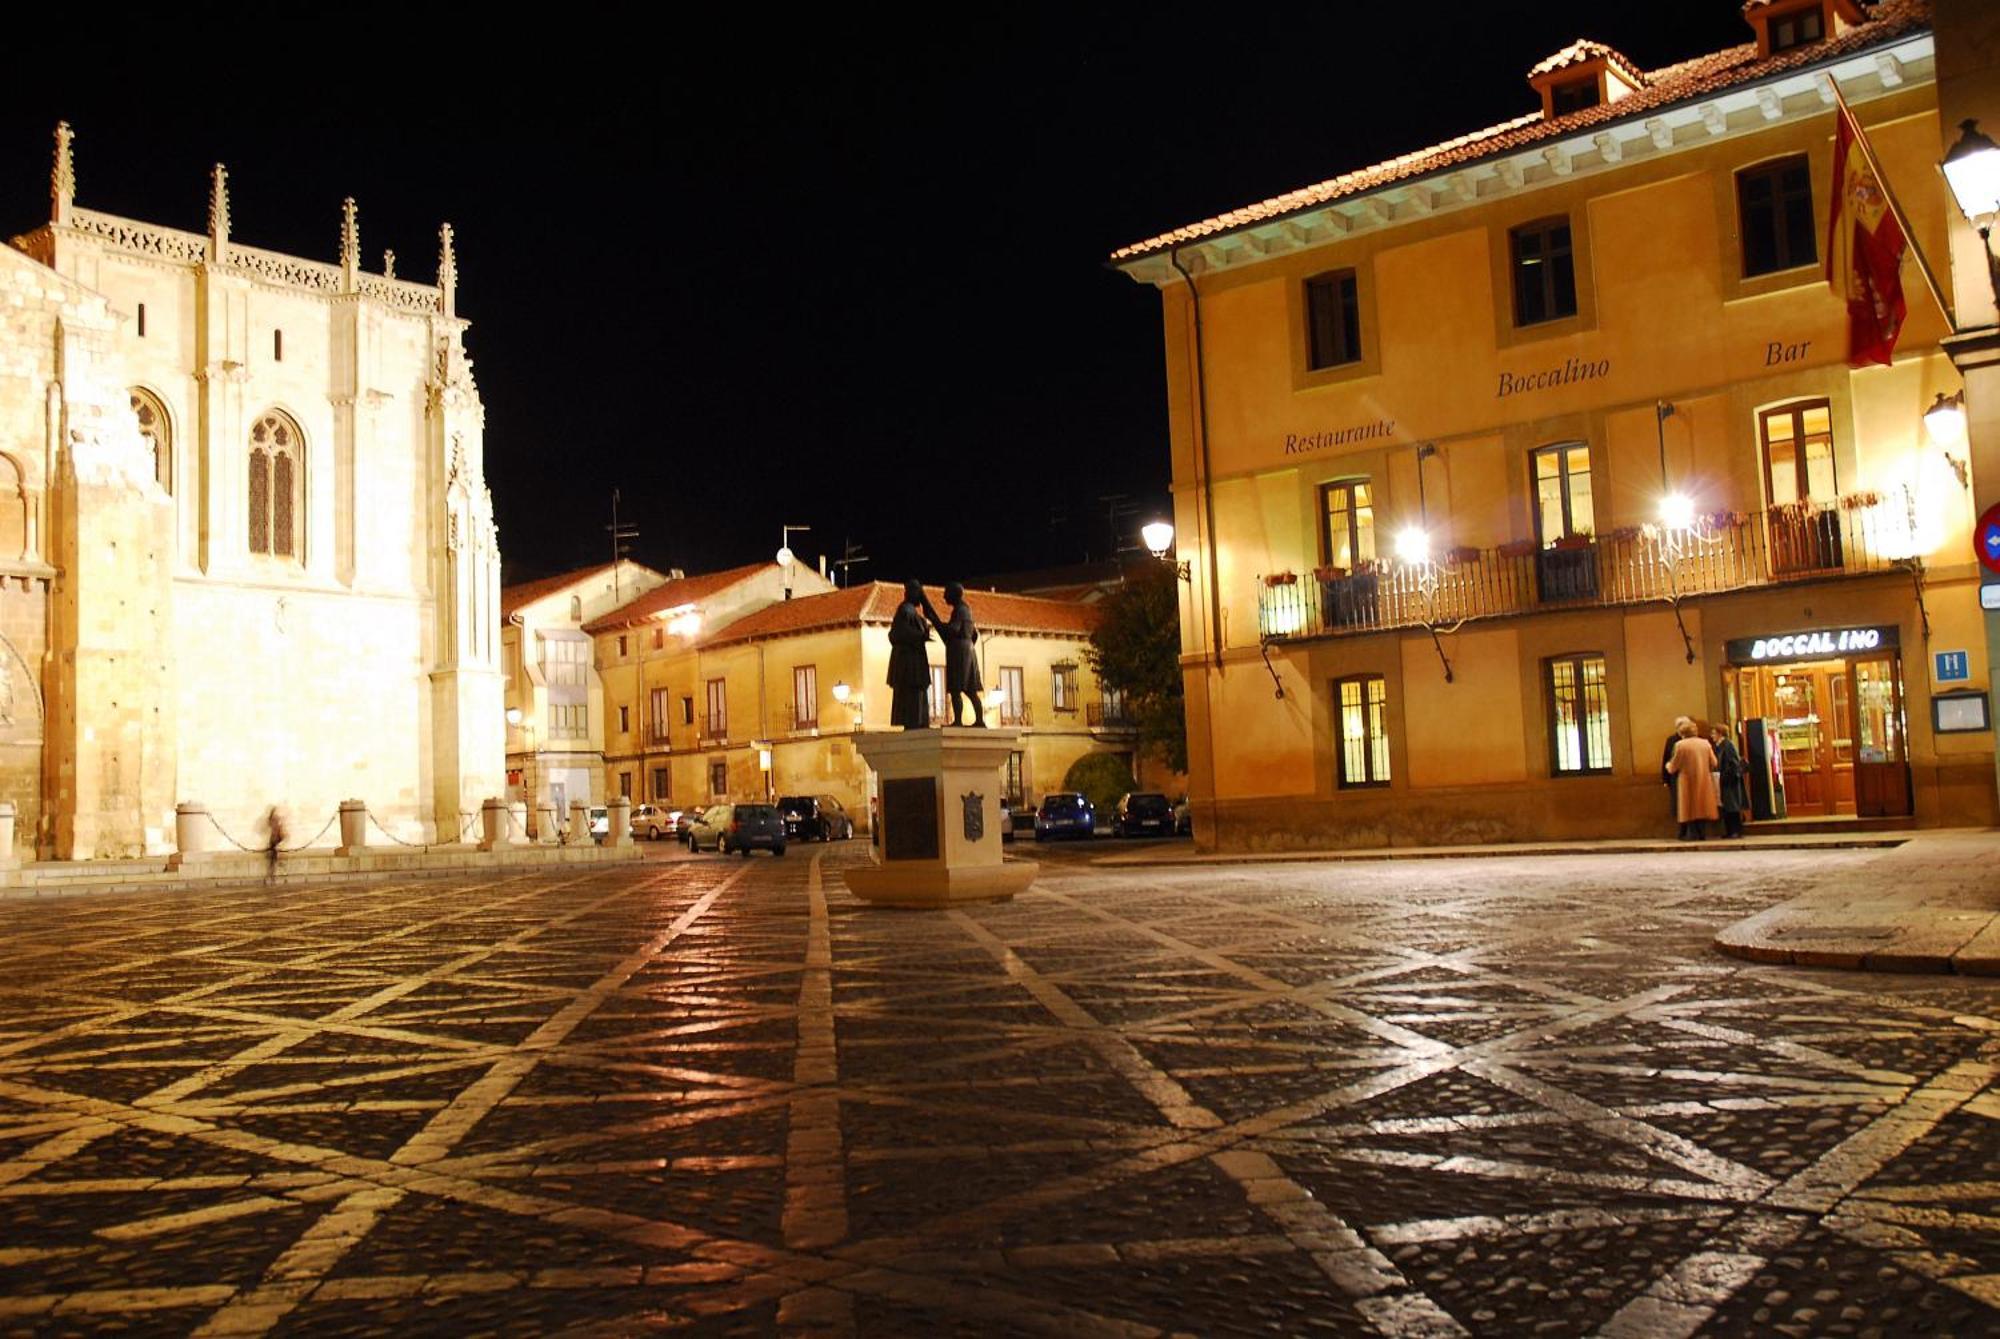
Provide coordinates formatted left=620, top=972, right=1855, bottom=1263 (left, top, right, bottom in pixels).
left=1283, top=419, right=1396, bottom=456
left=1496, top=356, right=1611, bottom=398
left=1725, top=625, right=1898, bottom=663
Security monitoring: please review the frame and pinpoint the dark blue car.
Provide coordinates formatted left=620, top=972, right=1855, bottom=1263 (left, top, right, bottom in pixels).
left=1034, top=792, right=1095, bottom=841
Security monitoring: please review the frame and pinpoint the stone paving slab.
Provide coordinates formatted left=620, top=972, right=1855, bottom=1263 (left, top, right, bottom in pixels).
left=0, top=845, right=1990, bottom=1336
left=1094, top=831, right=1910, bottom=868
left=1713, top=831, right=2000, bottom=976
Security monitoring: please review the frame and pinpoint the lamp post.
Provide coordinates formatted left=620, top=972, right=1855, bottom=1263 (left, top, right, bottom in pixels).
left=1943, top=119, right=2000, bottom=315
left=506, top=705, right=538, bottom=837
left=778, top=524, right=810, bottom=601
left=1141, top=518, right=1190, bottom=580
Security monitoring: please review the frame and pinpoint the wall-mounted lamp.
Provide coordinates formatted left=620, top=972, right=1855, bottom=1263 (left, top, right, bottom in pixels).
left=1942, top=119, right=2000, bottom=309
left=1394, top=525, right=1430, bottom=564
left=830, top=680, right=851, bottom=704
left=1923, top=390, right=1971, bottom=489
left=1141, top=518, right=1192, bottom=581
left=1659, top=492, right=1697, bottom=531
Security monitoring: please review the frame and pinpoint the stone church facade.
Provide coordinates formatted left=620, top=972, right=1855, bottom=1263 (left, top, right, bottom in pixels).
left=0, top=124, right=503, bottom=858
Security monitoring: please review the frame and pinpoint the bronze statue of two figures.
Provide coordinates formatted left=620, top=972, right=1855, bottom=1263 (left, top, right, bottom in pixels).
left=887, top=582, right=985, bottom=730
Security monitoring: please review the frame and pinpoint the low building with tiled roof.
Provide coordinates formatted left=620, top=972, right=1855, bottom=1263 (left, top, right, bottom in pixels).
left=1107, top=0, right=1995, bottom=852
left=590, top=578, right=1163, bottom=834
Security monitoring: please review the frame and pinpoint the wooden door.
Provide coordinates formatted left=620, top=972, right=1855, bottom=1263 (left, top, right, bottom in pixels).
left=1850, top=655, right=1912, bottom=817
left=1770, top=669, right=1829, bottom=814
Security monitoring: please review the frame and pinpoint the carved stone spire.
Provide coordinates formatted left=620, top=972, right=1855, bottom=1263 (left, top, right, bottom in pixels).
left=438, top=222, right=457, bottom=319
left=208, top=163, right=230, bottom=262
left=51, top=122, right=74, bottom=225
left=340, top=197, right=360, bottom=290
left=382, top=249, right=396, bottom=280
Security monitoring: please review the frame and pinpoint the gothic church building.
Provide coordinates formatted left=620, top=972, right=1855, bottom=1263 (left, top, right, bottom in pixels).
left=0, top=124, right=503, bottom=858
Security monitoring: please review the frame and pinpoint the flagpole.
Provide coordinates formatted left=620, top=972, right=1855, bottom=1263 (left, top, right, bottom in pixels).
left=1825, top=74, right=1955, bottom=330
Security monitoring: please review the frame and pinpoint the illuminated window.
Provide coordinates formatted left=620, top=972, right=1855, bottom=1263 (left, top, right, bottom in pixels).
left=705, top=678, right=727, bottom=738
left=999, top=666, right=1027, bottom=725
left=1531, top=443, right=1595, bottom=544
left=1051, top=662, right=1079, bottom=713
left=1738, top=156, right=1815, bottom=276
left=650, top=688, right=670, bottom=743
left=794, top=665, right=818, bottom=729
left=130, top=389, right=171, bottom=495
left=1305, top=270, right=1361, bottom=370
left=248, top=411, right=303, bottom=559
left=1319, top=480, right=1375, bottom=569
left=1760, top=400, right=1837, bottom=505
left=1510, top=217, right=1576, bottom=326
left=539, top=636, right=588, bottom=686
left=1547, top=654, right=1612, bottom=774
left=1335, top=676, right=1390, bottom=787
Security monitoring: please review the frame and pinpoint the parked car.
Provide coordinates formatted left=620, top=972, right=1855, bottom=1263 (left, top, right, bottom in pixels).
left=587, top=806, right=610, bottom=843
left=665, top=805, right=703, bottom=838
left=1172, top=795, right=1192, bottom=836
left=686, top=802, right=787, bottom=856
left=777, top=794, right=855, bottom=842
left=1113, top=792, right=1174, bottom=838
left=630, top=803, right=669, bottom=840
left=1034, top=791, right=1095, bottom=841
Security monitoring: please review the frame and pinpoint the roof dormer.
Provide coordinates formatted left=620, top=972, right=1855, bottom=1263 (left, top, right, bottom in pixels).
left=1527, top=40, right=1648, bottom=120
left=1741, top=0, right=1869, bottom=59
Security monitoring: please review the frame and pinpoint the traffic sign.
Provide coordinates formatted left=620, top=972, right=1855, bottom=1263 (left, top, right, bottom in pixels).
left=1979, top=501, right=2000, bottom=575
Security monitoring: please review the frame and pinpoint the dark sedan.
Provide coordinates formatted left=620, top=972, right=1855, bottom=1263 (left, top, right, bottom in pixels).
left=1114, top=792, right=1175, bottom=838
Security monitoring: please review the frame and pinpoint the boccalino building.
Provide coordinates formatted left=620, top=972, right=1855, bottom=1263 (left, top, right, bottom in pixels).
left=0, top=126, right=503, bottom=858
left=1116, top=0, right=1997, bottom=848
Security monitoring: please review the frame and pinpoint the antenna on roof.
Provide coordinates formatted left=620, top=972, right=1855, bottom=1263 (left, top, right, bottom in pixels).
left=606, top=489, right=640, bottom=604
left=833, top=537, right=870, bottom=589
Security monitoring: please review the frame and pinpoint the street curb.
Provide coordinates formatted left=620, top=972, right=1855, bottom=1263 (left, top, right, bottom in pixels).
left=1088, top=835, right=1909, bottom=870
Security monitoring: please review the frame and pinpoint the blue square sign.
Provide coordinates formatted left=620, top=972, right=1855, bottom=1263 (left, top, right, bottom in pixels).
left=1936, top=649, right=1970, bottom=683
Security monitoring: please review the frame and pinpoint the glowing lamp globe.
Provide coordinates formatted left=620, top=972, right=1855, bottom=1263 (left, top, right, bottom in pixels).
left=1141, top=519, right=1175, bottom=557
left=1394, top=526, right=1429, bottom=564
left=1924, top=392, right=1968, bottom=449
left=1942, top=119, right=2000, bottom=222
left=1659, top=493, right=1697, bottom=530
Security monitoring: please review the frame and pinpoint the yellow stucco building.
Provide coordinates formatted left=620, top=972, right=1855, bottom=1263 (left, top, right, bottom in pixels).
left=586, top=577, right=1136, bottom=827
left=1115, top=0, right=1994, bottom=849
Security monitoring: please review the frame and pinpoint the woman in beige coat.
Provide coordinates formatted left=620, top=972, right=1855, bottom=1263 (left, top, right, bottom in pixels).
left=1665, top=719, right=1719, bottom=840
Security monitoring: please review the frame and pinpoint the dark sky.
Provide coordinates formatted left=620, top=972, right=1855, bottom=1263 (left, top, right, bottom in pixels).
left=0, top=6, right=1753, bottom=586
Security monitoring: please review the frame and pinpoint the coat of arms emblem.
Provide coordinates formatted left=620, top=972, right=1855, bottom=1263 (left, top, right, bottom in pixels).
left=961, top=791, right=984, bottom=842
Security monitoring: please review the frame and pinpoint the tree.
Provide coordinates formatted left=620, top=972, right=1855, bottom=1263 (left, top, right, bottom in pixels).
left=1083, top=563, right=1187, bottom=773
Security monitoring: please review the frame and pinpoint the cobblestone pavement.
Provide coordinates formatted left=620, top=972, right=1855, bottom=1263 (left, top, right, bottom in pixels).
left=0, top=846, right=1994, bottom=1337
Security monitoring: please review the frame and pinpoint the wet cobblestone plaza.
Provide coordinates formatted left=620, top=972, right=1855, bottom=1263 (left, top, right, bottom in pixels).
left=0, top=845, right=1993, bottom=1337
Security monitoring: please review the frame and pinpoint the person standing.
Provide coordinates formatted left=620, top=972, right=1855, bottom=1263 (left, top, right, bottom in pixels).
left=1661, top=716, right=1690, bottom=821
left=1665, top=719, right=1719, bottom=840
left=1710, top=724, right=1748, bottom=838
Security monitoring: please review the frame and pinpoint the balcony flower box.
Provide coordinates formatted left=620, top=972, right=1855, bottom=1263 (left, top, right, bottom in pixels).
left=1838, top=490, right=1881, bottom=511
left=1551, top=533, right=1595, bottom=551
left=1445, top=545, right=1482, bottom=566
left=1312, top=564, right=1347, bottom=582
left=1264, top=571, right=1299, bottom=587
left=1606, top=525, right=1642, bottom=543
left=1497, top=538, right=1539, bottom=559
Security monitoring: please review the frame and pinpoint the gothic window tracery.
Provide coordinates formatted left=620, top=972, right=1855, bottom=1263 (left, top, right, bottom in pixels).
left=129, top=389, right=171, bottom=495
left=249, top=411, right=303, bottom=560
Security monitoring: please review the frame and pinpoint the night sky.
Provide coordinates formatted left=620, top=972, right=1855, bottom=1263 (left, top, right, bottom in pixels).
left=1, top=6, right=1754, bottom=586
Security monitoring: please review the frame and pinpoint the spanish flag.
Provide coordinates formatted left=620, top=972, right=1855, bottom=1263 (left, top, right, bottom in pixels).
left=1825, top=103, right=1907, bottom=368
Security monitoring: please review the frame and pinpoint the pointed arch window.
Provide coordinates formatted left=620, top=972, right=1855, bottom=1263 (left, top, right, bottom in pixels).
left=249, top=411, right=303, bottom=559
left=130, top=389, right=171, bottom=495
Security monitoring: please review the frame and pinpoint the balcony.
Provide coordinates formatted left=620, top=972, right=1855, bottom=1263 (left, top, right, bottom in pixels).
left=1087, top=701, right=1135, bottom=729
left=1258, top=498, right=1914, bottom=644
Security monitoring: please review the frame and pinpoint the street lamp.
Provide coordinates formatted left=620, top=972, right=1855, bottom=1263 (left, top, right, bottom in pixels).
left=1658, top=492, right=1697, bottom=531
left=1394, top=525, right=1429, bottom=564
left=1942, top=119, right=2000, bottom=309
left=1141, top=518, right=1191, bottom=581
left=831, top=680, right=850, bottom=704
left=778, top=524, right=810, bottom=601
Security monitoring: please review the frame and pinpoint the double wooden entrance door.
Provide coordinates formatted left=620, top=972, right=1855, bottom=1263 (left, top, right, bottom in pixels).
left=1734, top=655, right=1909, bottom=818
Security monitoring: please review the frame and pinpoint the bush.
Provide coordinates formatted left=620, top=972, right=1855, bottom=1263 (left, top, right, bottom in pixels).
left=1063, top=752, right=1135, bottom=815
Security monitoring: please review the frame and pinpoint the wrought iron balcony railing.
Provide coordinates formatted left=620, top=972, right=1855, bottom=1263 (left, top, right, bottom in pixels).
left=1087, top=701, right=1135, bottom=728
left=1257, top=498, right=1917, bottom=645
left=998, top=703, right=1033, bottom=727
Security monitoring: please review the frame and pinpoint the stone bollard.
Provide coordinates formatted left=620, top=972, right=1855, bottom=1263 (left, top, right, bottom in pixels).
left=535, top=800, right=558, bottom=845
left=479, top=797, right=505, bottom=851
left=569, top=799, right=590, bottom=846
left=607, top=796, right=632, bottom=848
left=336, top=799, right=368, bottom=856
left=508, top=801, right=530, bottom=845
left=176, top=802, right=211, bottom=858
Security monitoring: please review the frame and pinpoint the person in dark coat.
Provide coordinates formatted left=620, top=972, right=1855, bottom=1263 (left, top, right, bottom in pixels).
left=923, top=582, right=984, bottom=727
left=1710, top=724, right=1748, bottom=838
left=887, top=580, right=932, bottom=730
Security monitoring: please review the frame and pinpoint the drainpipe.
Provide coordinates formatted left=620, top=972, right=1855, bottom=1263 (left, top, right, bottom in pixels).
left=1170, top=247, right=1224, bottom=670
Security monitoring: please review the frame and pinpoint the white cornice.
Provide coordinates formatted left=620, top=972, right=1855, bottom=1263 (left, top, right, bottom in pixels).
left=1119, top=31, right=1935, bottom=288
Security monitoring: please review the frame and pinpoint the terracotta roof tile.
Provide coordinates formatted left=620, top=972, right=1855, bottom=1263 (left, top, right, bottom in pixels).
left=581, top=561, right=774, bottom=633
left=698, top=582, right=1101, bottom=649
left=500, top=562, right=618, bottom=618
left=1111, top=0, right=1928, bottom=262
left=1528, top=39, right=1648, bottom=87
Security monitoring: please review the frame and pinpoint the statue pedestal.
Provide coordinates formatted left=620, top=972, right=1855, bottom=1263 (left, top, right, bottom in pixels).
left=843, top=727, right=1038, bottom=907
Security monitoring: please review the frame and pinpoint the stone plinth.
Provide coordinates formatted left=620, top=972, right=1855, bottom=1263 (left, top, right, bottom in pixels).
left=843, top=727, right=1037, bottom=907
